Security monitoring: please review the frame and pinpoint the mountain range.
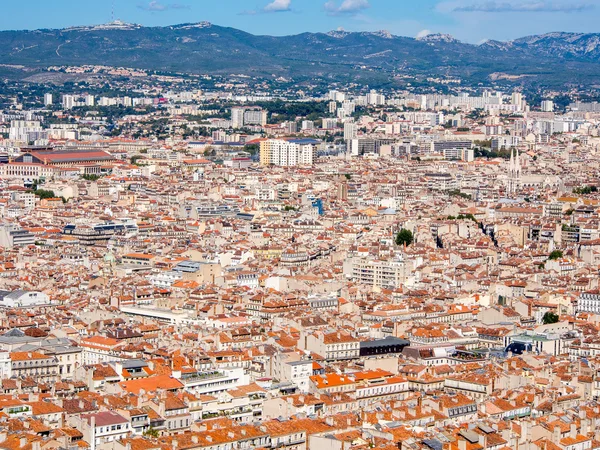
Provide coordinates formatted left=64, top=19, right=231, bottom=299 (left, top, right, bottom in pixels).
left=2, top=21, right=600, bottom=87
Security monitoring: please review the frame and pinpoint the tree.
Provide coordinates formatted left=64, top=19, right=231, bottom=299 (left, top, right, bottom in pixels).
left=130, top=155, right=144, bottom=165
left=29, top=189, right=56, bottom=199
left=548, top=250, right=563, bottom=260
left=542, top=311, right=559, bottom=324
left=144, top=427, right=160, bottom=438
left=395, top=229, right=414, bottom=247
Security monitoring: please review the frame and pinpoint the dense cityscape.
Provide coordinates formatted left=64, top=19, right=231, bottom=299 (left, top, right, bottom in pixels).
left=4, top=2, right=600, bottom=450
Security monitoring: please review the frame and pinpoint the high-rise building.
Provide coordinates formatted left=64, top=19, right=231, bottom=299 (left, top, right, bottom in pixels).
left=260, top=139, right=316, bottom=166
left=322, top=118, right=337, bottom=130
left=231, top=107, right=245, bottom=129
left=243, top=109, right=267, bottom=126
left=9, top=120, right=45, bottom=143
left=62, top=94, right=75, bottom=109
left=541, top=100, right=554, bottom=112
left=284, top=122, right=298, bottom=134
left=44, top=93, right=53, bottom=106
left=511, top=92, right=523, bottom=106
left=231, top=108, right=267, bottom=128
left=86, top=95, right=95, bottom=107
left=301, top=120, right=314, bottom=132
left=367, top=90, right=386, bottom=106
left=329, top=101, right=337, bottom=114
left=343, top=122, right=357, bottom=142
left=328, top=90, right=346, bottom=102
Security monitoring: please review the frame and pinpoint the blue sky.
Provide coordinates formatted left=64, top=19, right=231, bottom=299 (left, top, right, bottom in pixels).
left=1, top=0, right=599, bottom=43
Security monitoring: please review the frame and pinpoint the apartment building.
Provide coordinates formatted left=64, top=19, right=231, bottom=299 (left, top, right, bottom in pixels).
left=260, top=139, right=317, bottom=166
left=346, top=256, right=406, bottom=288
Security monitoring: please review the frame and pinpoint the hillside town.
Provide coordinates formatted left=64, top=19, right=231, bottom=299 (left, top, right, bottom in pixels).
left=1, top=80, right=600, bottom=450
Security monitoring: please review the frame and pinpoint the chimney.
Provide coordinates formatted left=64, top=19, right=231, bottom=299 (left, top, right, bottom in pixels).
left=553, top=425, right=561, bottom=443
left=325, top=417, right=335, bottom=426
left=478, top=433, right=487, bottom=449
left=458, top=439, right=467, bottom=450
left=581, top=418, right=590, bottom=437
left=570, top=423, right=577, bottom=439
left=191, top=436, right=198, bottom=444
left=521, top=421, right=529, bottom=444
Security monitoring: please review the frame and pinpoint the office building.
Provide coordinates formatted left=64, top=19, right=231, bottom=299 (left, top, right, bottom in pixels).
left=0, top=225, right=36, bottom=248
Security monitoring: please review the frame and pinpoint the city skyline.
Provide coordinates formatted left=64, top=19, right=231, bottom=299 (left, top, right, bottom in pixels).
left=1, top=0, right=599, bottom=43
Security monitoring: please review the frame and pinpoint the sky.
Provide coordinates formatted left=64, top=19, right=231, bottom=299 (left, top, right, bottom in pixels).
left=1, top=0, right=599, bottom=43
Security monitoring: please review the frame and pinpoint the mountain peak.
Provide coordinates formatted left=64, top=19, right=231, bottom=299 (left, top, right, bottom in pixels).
left=416, top=33, right=459, bottom=43
left=368, top=30, right=394, bottom=39
left=66, top=20, right=142, bottom=32
left=478, top=39, right=512, bottom=50
left=327, top=29, right=351, bottom=39
left=172, top=22, right=213, bottom=30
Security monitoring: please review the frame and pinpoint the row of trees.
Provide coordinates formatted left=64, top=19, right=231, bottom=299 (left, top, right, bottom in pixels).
left=573, top=185, right=598, bottom=195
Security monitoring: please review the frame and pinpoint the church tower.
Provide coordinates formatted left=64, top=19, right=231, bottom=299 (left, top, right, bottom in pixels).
left=508, top=148, right=521, bottom=194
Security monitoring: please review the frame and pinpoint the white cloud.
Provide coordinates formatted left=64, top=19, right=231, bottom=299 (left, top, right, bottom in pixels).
left=139, top=1, right=166, bottom=11
left=324, top=0, right=370, bottom=15
left=416, top=29, right=432, bottom=38
left=264, top=0, right=292, bottom=12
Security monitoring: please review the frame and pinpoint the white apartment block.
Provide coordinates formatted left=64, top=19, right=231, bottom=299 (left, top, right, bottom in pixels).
left=346, top=256, right=406, bottom=289
left=260, top=139, right=316, bottom=166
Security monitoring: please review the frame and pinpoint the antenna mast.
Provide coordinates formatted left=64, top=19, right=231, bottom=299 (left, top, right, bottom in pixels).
left=111, top=0, right=115, bottom=22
